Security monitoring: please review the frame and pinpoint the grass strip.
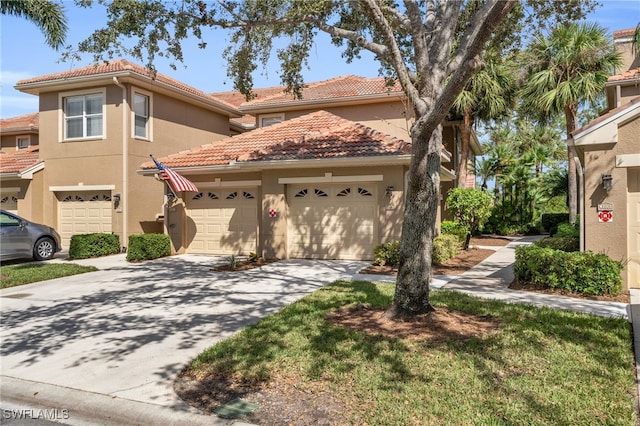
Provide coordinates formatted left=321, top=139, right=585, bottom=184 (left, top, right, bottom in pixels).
left=1, top=263, right=97, bottom=288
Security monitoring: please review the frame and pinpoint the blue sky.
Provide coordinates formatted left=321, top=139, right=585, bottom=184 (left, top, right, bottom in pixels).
left=1, top=1, right=639, bottom=119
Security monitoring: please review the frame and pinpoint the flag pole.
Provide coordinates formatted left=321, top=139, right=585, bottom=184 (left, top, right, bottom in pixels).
left=150, top=154, right=178, bottom=201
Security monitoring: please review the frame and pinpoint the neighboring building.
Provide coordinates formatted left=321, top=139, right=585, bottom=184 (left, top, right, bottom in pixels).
left=5, top=59, right=241, bottom=249
left=3, top=59, right=478, bottom=261
left=0, top=113, right=39, bottom=153
left=569, top=28, right=640, bottom=289
left=140, top=110, right=412, bottom=260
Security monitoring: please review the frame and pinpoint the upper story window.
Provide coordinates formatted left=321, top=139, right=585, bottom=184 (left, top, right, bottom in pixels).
left=16, top=136, right=30, bottom=149
left=63, top=92, right=104, bottom=140
left=259, top=113, right=284, bottom=128
left=133, top=91, right=152, bottom=139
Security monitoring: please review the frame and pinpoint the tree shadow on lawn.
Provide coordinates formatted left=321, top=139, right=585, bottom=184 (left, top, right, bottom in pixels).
left=176, top=281, right=634, bottom=425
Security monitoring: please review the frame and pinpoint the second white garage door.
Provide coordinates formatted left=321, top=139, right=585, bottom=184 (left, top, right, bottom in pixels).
left=186, top=189, right=258, bottom=255
left=288, top=184, right=378, bottom=260
left=58, top=192, right=113, bottom=248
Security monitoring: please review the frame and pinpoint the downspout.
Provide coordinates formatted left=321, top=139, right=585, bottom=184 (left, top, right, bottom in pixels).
left=570, top=137, right=585, bottom=252
left=113, top=77, right=128, bottom=251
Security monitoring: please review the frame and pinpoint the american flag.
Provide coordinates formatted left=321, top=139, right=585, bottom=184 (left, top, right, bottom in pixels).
left=151, top=157, right=199, bottom=193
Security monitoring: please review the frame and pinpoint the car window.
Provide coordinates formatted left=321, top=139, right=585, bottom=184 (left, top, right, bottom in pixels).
left=0, top=212, right=21, bottom=227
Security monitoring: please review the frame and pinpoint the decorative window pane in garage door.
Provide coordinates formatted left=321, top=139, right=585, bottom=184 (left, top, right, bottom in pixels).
left=288, top=184, right=377, bottom=260
left=186, top=188, right=258, bottom=255
left=57, top=192, right=113, bottom=248
left=1, top=195, right=18, bottom=214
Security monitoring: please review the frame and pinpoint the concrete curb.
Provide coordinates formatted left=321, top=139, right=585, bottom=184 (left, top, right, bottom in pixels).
left=1, top=376, right=253, bottom=426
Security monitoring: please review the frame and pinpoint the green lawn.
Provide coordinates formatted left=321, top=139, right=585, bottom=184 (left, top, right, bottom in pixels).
left=0, top=263, right=97, bottom=288
left=188, top=280, right=636, bottom=425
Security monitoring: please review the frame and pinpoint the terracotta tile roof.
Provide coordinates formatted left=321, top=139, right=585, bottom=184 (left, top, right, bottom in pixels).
left=0, top=146, right=42, bottom=174
left=614, top=28, right=636, bottom=38
left=241, top=75, right=403, bottom=109
left=211, top=86, right=288, bottom=128
left=141, top=110, right=411, bottom=169
left=0, top=113, right=39, bottom=132
left=15, top=59, right=239, bottom=114
left=608, top=67, right=640, bottom=83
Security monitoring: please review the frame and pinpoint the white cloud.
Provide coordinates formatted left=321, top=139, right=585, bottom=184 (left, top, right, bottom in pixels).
left=0, top=70, right=34, bottom=87
left=0, top=95, right=39, bottom=119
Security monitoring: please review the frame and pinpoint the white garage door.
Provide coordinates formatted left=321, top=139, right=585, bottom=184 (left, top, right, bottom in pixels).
left=1, top=195, right=18, bottom=214
left=186, top=189, right=258, bottom=255
left=58, top=192, right=113, bottom=248
left=288, top=184, right=377, bottom=260
left=628, top=169, right=640, bottom=287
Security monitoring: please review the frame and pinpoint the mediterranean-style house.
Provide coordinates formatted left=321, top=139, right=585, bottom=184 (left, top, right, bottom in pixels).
left=569, top=28, right=640, bottom=289
left=2, top=60, right=240, bottom=249
left=1, top=59, right=478, bottom=261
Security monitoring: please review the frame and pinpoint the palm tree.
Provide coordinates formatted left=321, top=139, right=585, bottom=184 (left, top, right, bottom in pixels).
left=451, top=54, right=517, bottom=188
left=520, top=22, right=622, bottom=224
left=1, top=0, right=67, bottom=50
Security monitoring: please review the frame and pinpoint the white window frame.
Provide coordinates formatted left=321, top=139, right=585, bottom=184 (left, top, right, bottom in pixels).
left=59, top=88, right=106, bottom=142
left=132, top=89, right=153, bottom=141
left=259, top=113, right=284, bottom=128
left=16, top=136, right=30, bottom=149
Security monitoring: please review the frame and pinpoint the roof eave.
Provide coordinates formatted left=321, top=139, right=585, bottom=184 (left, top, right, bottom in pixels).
left=240, top=92, right=405, bottom=114
left=16, top=70, right=242, bottom=118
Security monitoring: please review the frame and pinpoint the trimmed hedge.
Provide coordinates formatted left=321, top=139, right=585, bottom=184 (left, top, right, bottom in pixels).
left=433, top=234, right=461, bottom=265
left=534, top=236, right=579, bottom=252
left=514, top=245, right=623, bottom=296
left=69, top=233, right=121, bottom=259
left=541, top=213, right=569, bottom=235
left=373, top=241, right=400, bottom=267
left=127, top=233, right=171, bottom=262
left=555, top=222, right=579, bottom=238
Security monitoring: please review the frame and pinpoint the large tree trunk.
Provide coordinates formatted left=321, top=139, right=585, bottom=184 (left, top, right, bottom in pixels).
left=565, top=106, right=578, bottom=224
left=387, top=124, right=442, bottom=317
left=456, top=110, right=473, bottom=188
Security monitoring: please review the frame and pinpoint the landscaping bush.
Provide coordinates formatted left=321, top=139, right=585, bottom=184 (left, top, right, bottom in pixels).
left=446, top=188, right=493, bottom=249
left=514, top=245, right=623, bottom=296
left=555, top=222, right=579, bottom=238
left=69, top=233, right=120, bottom=259
left=127, top=233, right=171, bottom=262
left=541, top=213, right=569, bottom=235
left=535, top=236, right=579, bottom=252
left=440, top=220, right=469, bottom=245
left=373, top=241, right=400, bottom=267
left=432, top=234, right=461, bottom=265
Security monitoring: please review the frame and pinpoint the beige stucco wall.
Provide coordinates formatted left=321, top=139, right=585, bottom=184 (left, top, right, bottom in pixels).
left=273, top=100, right=413, bottom=141
left=583, top=116, right=640, bottom=289
left=0, top=133, right=39, bottom=153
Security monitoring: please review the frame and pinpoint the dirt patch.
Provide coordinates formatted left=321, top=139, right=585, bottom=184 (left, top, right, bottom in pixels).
left=360, top=247, right=496, bottom=276
left=326, top=303, right=500, bottom=342
left=210, top=258, right=279, bottom=272
left=509, top=280, right=630, bottom=304
left=469, top=235, right=512, bottom=246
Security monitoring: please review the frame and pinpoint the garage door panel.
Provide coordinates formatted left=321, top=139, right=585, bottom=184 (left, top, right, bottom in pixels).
left=186, top=189, right=258, bottom=255
left=58, top=192, right=113, bottom=248
left=288, top=184, right=377, bottom=260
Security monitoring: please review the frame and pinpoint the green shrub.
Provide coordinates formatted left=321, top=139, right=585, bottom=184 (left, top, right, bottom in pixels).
left=555, top=222, right=579, bottom=238
left=514, top=245, right=623, bottom=296
left=126, top=233, right=171, bottom=262
left=541, top=213, right=569, bottom=235
left=69, top=233, right=121, bottom=259
left=440, top=220, right=469, bottom=245
left=373, top=241, right=400, bottom=267
left=433, top=234, right=461, bottom=265
left=535, top=236, right=579, bottom=252
left=446, top=188, right=493, bottom=246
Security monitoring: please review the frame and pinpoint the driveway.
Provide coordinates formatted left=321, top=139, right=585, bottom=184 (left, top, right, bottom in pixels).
left=0, top=255, right=367, bottom=423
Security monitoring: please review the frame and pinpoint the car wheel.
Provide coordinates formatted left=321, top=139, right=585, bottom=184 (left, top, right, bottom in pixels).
left=34, top=237, right=55, bottom=261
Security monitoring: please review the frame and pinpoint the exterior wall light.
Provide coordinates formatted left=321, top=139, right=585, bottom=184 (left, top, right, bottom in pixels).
left=385, top=186, right=394, bottom=198
left=166, top=192, right=176, bottom=202
left=601, top=174, right=613, bottom=192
